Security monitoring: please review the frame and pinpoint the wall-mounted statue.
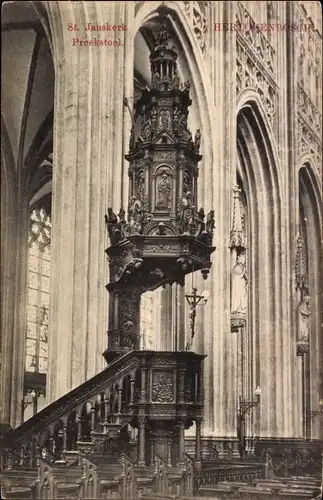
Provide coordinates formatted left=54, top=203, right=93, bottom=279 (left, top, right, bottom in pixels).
left=231, top=251, right=248, bottom=315
left=297, top=295, right=311, bottom=343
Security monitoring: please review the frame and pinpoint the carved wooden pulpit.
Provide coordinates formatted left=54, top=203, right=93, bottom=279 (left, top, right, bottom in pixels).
left=104, top=25, right=215, bottom=468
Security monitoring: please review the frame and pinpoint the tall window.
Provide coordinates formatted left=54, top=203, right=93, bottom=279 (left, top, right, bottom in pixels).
left=26, top=207, right=51, bottom=373
left=23, top=205, right=51, bottom=421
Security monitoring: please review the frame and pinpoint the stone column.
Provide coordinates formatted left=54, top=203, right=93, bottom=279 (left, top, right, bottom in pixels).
left=46, top=1, right=130, bottom=402
left=138, top=417, right=146, bottom=466
left=1, top=131, right=29, bottom=427
left=159, top=286, right=173, bottom=350
left=202, top=1, right=237, bottom=442
left=195, top=419, right=202, bottom=469
left=178, top=421, right=185, bottom=466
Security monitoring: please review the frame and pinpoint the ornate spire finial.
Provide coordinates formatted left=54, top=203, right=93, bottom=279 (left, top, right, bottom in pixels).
left=229, top=185, right=247, bottom=249
left=295, top=235, right=308, bottom=293
left=150, top=25, right=179, bottom=91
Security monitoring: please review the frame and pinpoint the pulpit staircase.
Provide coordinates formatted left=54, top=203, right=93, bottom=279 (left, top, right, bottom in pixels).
left=1, top=350, right=201, bottom=499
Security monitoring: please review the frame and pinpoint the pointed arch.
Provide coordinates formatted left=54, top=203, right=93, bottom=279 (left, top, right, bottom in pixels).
left=298, top=162, right=322, bottom=439
left=237, top=99, right=285, bottom=437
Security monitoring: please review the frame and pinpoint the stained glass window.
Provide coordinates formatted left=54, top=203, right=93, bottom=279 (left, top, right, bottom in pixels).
left=25, top=207, right=51, bottom=375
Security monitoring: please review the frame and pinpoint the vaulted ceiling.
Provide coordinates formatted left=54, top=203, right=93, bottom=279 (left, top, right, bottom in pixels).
left=1, top=1, right=54, bottom=195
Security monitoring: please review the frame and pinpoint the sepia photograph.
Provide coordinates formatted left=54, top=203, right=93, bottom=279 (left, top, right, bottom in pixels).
left=1, top=1, right=322, bottom=499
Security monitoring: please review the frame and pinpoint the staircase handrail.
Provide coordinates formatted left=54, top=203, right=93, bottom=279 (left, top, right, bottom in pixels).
left=3, top=351, right=139, bottom=450
left=154, top=453, right=167, bottom=472
left=120, top=452, right=136, bottom=476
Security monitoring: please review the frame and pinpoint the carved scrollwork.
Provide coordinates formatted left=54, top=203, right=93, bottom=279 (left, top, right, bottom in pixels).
left=236, top=40, right=277, bottom=125
left=236, top=2, right=275, bottom=77
left=145, top=243, right=181, bottom=254
left=183, top=1, right=208, bottom=56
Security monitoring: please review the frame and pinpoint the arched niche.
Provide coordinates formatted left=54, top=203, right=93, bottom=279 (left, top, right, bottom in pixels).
left=237, top=99, right=284, bottom=436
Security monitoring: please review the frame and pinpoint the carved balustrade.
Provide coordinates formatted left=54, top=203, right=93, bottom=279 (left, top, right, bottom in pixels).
left=255, top=439, right=323, bottom=478
left=193, top=462, right=266, bottom=494
left=1, top=351, right=141, bottom=469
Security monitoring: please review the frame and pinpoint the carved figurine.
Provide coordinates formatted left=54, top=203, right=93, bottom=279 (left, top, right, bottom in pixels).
left=154, top=222, right=167, bottom=235
left=129, top=127, right=135, bottom=151
left=179, top=191, right=193, bottom=234
left=105, top=208, right=120, bottom=244
left=153, top=69, right=160, bottom=88
left=194, top=129, right=201, bottom=152
left=206, top=210, right=215, bottom=236
left=128, top=196, right=143, bottom=234
left=231, top=251, right=248, bottom=315
left=297, top=295, right=311, bottom=342
left=151, top=107, right=157, bottom=128
left=156, top=172, right=171, bottom=209
left=142, top=121, right=152, bottom=141
left=136, top=170, right=145, bottom=201
left=183, top=80, right=191, bottom=92
left=117, top=207, right=129, bottom=239
left=173, top=70, right=180, bottom=89
left=159, top=109, right=171, bottom=129
left=196, top=207, right=206, bottom=235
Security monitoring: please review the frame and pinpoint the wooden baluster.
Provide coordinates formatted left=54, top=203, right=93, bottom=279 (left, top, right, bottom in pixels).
left=77, top=415, right=82, bottom=442
left=7, top=451, right=13, bottom=470
left=178, top=421, right=185, bottom=466
left=62, top=427, right=67, bottom=451
left=104, top=394, right=110, bottom=429
left=140, top=368, right=147, bottom=403
left=117, top=389, right=122, bottom=414
left=20, top=446, right=25, bottom=467
left=138, top=417, right=146, bottom=467
left=195, top=419, right=202, bottom=470
left=167, top=442, right=172, bottom=467
left=130, top=378, right=135, bottom=405
left=49, top=437, right=55, bottom=455
left=90, top=407, right=96, bottom=432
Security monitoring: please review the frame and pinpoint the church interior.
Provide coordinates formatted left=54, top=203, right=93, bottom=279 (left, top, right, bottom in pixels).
left=1, top=1, right=322, bottom=499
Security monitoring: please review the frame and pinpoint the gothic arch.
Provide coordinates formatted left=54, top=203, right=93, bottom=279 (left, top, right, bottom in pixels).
left=237, top=99, right=285, bottom=436
left=236, top=89, right=281, bottom=181
left=297, top=154, right=322, bottom=201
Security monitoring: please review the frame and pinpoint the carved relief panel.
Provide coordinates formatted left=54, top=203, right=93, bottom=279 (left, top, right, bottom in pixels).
left=152, top=372, right=174, bottom=402
left=183, top=1, right=208, bottom=56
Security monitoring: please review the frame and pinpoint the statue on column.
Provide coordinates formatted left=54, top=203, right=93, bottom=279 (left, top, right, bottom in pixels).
left=297, top=295, right=311, bottom=342
left=231, top=251, right=248, bottom=315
